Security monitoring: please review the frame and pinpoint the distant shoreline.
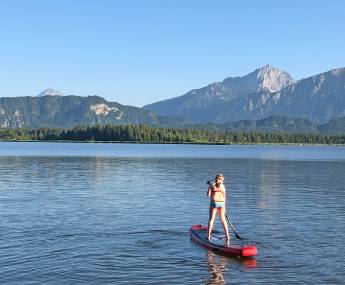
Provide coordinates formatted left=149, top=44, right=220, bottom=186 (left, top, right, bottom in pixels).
left=0, top=139, right=344, bottom=146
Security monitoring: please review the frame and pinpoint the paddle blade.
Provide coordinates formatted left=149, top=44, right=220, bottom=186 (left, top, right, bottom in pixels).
left=234, top=231, right=243, bottom=240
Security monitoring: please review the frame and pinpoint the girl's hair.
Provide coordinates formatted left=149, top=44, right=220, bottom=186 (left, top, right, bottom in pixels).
left=214, top=173, right=224, bottom=187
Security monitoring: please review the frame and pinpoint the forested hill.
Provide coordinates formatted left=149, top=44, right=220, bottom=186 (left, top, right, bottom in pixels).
left=169, top=115, right=345, bottom=135
left=0, top=95, right=162, bottom=128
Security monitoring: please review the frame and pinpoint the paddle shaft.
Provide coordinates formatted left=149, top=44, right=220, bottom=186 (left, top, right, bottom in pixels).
left=225, top=213, right=243, bottom=240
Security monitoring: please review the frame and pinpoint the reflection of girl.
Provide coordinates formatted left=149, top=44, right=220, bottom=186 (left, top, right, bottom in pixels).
left=207, top=174, right=230, bottom=244
left=205, top=251, right=257, bottom=284
left=205, top=251, right=227, bottom=285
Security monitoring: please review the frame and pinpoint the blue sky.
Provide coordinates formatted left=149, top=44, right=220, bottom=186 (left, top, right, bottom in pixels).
left=0, top=0, right=344, bottom=106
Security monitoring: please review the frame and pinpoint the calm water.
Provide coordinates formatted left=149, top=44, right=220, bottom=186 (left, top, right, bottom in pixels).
left=0, top=143, right=344, bottom=284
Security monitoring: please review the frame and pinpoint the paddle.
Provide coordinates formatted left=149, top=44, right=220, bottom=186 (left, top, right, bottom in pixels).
left=207, top=181, right=243, bottom=240
left=225, top=213, right=243, bottom=240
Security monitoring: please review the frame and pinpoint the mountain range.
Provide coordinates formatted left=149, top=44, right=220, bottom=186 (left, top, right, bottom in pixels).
left=144, top=65, right=345, bottom=124
left=0, top=65, right=344, bottom=134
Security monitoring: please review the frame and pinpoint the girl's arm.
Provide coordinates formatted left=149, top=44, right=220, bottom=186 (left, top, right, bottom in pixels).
left=222, top=185, right=226, bottom=202
left=207, top=186, right=211, bottom=197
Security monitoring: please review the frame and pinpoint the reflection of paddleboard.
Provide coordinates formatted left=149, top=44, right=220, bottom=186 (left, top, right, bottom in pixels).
left=190, top=224, right=257, bottom=257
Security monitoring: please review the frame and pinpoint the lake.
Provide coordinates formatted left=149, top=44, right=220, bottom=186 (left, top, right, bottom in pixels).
left=0, top=142, right=344, bottom=284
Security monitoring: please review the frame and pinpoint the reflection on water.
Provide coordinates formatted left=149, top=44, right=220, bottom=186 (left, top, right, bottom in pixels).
left=258, top=162, right=283, bottom=210
left=204, top=251, right=257, bottom=285
left=205, top=251, right=228, bottom=285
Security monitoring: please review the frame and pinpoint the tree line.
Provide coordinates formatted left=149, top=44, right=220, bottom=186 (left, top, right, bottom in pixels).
left=0, top=124, right=345, bottom=144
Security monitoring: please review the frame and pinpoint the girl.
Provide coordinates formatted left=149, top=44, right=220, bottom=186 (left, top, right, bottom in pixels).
left=207, top=174, right=230, bottom=244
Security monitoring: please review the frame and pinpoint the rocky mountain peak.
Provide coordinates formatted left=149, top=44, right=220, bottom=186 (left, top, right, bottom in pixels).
left=253, top=65, right=296, bottom=92
left=144, top=65, right=298, bottom=118
left=37, top=89, right=64, bottom=97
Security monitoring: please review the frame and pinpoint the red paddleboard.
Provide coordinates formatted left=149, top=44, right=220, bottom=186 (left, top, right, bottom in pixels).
left=190, top=224, right=257, bottom=257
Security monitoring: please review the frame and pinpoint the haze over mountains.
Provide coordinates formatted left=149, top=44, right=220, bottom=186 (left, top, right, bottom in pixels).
left=0, top=65, right=344, bottom=134
left=144, top=65, right=345, bottom=124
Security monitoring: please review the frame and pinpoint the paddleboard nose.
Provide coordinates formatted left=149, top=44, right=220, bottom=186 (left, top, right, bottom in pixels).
left=242, top=245, right=257, bottom=257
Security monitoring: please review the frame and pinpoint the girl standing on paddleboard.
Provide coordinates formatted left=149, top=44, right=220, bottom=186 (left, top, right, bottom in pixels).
left=207, top=174, right=230, bottom=244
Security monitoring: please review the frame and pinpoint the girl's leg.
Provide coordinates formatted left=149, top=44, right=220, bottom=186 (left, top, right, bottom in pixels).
left=218, top=207, right=230, bottom=244
left=207, top=207, right=218, bottom=241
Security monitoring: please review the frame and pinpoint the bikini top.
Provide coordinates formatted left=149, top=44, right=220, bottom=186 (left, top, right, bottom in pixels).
left=210, top=184, right=223, bottom=193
